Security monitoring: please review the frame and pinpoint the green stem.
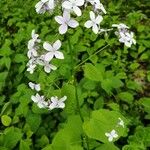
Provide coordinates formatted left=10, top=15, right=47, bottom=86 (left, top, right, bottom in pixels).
left=74, top=44, right=110, bottom=70
left=68, top=38, right=74, bottom=75
left=74, top=78, right=84, bottom=122
left=68, top=38, right=90, bottom=150
left=74, top=78, right=90, bottom=150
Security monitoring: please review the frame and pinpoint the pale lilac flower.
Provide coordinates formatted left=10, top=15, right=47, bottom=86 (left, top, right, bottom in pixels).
left=35, top=0, right=55, bottom=14
left=112, top=23, right=129, bottom=30
left=55, top=10, right=79, bottom=34
left=84, top=11, right=103, bottom=34
left=112, top=23, right=136, bottom=47
left=26, top=57, right=37, bottom=74
left=27, top=30, right=41, bottom=58
left=62, top=0, right=85, bottom=16
left=27, top=64, right=36, bottom=74
left=105, top=130, right=118, bottom=142
left=117, top=118, right=125, bottom=128
left=31, top=93, right=48, bottom=108
left=28, top=82, right=41, bottom=91
left=119, top=32, right=136, bottom=47
left=47, top=96, right=67, bottom=110
left=37, top=55, right=57, bottom=73
left=87, top=0, right=106, bottom=14
left=43, top=40, right=64, bottom=61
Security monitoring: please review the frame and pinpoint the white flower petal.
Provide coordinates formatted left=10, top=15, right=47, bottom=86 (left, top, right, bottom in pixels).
left=73, top=6, right=82, bottom=16
left=55, top=16, right=64, bottom=24
left=44, top=65, right=51, bottom=73
left=35, top=84, right=41, bottom=91
left=63, top=10, right=71, bottom=22
left=58, top=102, right=65, bottom=108
left=49, top=64, right=57, bottom=70
left=62, top=1, right=72, bottom=9
left=59, top=24, right=68, bottom=34
left=48, top=0, right=55, bottom=9
left=108, top=136, right=113, bottom=142
left=75, top=0, right=85, bottom=6
left=31, top=96, right=37, bottom=103
left=68, top=19, right=79, bottom=28
left=95, top=15, right=103, bottom=24
left=90, top=11, right=95, bottom=20
left=43, top=42, right=53, bottom=51
left=59, top=96, right=67, bottom=102
left=92, top=24, right=99, bottom=34
left=54, top=51, right=64, bottom=59
left=84, top=20, right=93, bottom=28
left=45, top=52, right=54, bottom=61
left=53, top=40, right=61, bottom=50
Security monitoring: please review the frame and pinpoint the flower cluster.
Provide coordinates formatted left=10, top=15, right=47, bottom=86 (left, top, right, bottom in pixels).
left=105, top=129, right=118, bottom=142
left=112, top=23, right=136, bottom=47
left=35, top=0, right=55, bottom=14
left=29, top=82, right=67, bottom=110
left=35, top=0, right=106, bottom=34
left=105, top=117, right=125, bottom=142
left=31, top=93, right=67, bottom=110
left=27, top=30, right=64, bottom=74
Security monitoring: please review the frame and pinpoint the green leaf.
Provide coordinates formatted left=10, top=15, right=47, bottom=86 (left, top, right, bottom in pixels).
left=84, top=63, right=103, bottom=81
left=96, top=143, right=119, bottom=150
left=0, top=102, right=11, bottom=116
left=1, top=115, right=12, bottom=126
left=26, top=113, right=41, bottom=133
left=61, top=84, right=76, bottom=115
left=19, top=140, right=30, bottom=150
left=51, top=115, right=83, bottom=150
left=138, top=97, right=150, bottom=113
left=118, top=92, right=134, bottom=104
left=3, top=127, right=22, bottom=149
left=83, top=109, right=127, bottom=143
left=0, top=39, right=12, bottom=56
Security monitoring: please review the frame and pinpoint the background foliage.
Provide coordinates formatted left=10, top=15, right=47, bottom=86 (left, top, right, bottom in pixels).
left=0, top=0, right=150, bottom=149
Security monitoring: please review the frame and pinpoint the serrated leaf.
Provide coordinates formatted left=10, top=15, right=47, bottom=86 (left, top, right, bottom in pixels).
left=84, top=63, right=103, bottom=81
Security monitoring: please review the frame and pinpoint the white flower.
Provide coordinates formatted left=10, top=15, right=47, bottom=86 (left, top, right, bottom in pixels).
left=27, top=30, right=41, bottom=58
left=27, top=64, right=36, bottom=74
left=84, top=11, right=103, bottom=34
left=117, top=118, right=125, bottom=128
left=119, top=32, right=136, bottom=47
left=31, top=93, right=48, bottom=108
left=35, top=0, right=55, bottom=14
left=95, top=1, right=106, bottom=14
left=26, top=57, right=37, bottom=74
left=43, top=40, right=64, bottom=61
left=28, top=82, right=41, bottom=91
left=62, top=0, right=85, bottom=16
left=105, top=129, right=118, bottom=142
left=112, top=23, right=136, bottom=47
left=55, top=10, right=79, bottom=34
left=112, top=23, right=129, bottom=30
left=48, top=96, right=67, bottom=110
left=37, top=55, right=57, bottom=73
left=87, top=0, right=106, bottom=14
